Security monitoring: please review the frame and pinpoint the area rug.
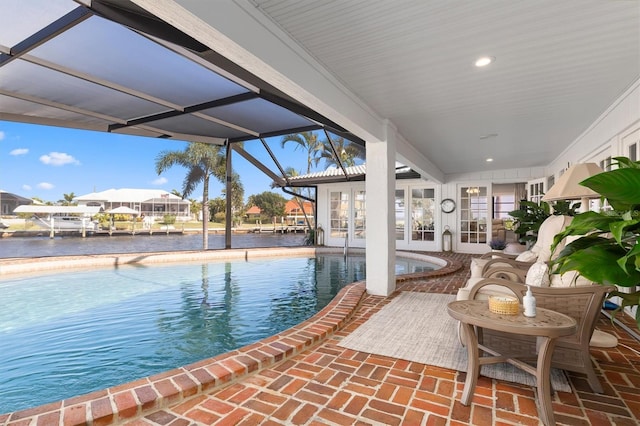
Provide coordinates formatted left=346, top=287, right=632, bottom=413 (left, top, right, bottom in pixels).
left=338, top=292, right=571, bottom=392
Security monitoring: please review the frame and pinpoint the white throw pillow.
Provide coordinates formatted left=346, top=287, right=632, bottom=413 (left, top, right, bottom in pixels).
left=525, top=261, right=550, bottom=287
left=470, top=258, right=488, bottom=277
left=515, top=250, right=537, bottom=262
left=550, top=270, right=593, bottom=287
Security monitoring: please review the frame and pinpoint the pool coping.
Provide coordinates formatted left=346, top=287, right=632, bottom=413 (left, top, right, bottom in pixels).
left=0, top=248, right=460, bottom=426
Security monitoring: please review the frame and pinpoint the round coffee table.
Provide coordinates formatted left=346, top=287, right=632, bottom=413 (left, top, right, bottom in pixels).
left=448, top=300, right=577, bottom=426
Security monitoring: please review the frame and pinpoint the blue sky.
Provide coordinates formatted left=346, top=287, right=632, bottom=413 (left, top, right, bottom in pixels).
left=0, top=120, right=321, bottom=203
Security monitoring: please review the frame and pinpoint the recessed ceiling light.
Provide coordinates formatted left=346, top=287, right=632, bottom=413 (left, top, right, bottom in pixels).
left=475, top=56, right=495, bottom=67
left=479, top=133, right=498, bottom=140
left=486, top=158, right=494, bottom=162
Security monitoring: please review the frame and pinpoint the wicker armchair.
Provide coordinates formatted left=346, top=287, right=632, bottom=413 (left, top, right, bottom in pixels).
left=468, top=215, right=574, bottom=281
left=465, top=278, right=614, bottom=393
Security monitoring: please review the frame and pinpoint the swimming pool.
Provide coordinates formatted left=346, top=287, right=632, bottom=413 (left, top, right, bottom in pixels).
left=0, top=250, right=441, bottom=414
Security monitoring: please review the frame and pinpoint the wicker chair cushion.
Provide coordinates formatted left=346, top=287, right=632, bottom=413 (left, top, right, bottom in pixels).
left=531, top=215, right=574, bottom=262
left=590, top=329, right=618, bottom=348
left=515, top=250, right=537, bottom=262
left=470, top=258, right=517, bottom=278
left=456, top=278, right=516, bottom=301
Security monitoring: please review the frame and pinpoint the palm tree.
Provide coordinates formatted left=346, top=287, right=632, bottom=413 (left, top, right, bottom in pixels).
left=274, top=166, right=316, bottom=233
left=280, top=131, right=321, bottom=175
left=155, top=142, right=230, bottom=250
left=273, top=166, right=300, bottom=191
left=318, top=136, right=365, bottom=168
left=221, top=170, right=245, bottom=224
left=59, top=192, right=76, bottom=206
left=275, top=165, right=314, bottom=202
left=189, top=198, right=201, bottom=221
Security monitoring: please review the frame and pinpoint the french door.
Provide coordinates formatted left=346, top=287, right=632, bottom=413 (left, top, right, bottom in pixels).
left=458, top=185, right=489, bottom=252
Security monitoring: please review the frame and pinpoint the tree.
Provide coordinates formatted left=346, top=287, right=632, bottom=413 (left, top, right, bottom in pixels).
left=318, top=136, right=365, bottom=168
left=280, top=131, right=321, bottom=175
left=221, top=170, right=245, bottom=222
left=155, top=142, right=236, bottom=250
left=188, top=198, right=201, bottom=220
left=279, top=132, right=363, bottom=201
left=209, top=197, right=226, bottom=218
left=59, top=192, right=76, bottom=206
left=276, top=167, right=315, bottom=228
left=247, top=191, right=287, bottom=219
left=272, top=167, right=300, bottom=191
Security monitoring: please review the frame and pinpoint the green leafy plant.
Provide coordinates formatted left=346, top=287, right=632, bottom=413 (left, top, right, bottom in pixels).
left=551, top=157, right=640, bottom=327
left=303, top=228, right=316, bottom=246
left=509, top=199, right=579, bottom=246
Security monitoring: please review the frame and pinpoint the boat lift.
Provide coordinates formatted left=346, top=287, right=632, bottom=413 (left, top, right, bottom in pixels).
left=13, top=205, right=103, bottom=238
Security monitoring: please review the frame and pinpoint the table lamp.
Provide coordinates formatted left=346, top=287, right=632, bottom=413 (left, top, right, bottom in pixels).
left=542, top=163, right=604, bottom=211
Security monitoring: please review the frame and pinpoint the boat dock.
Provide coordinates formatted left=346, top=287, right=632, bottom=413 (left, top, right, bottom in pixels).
left=250, top=225, right=309, bottom=234
left=94, top=229, right=185, bottom=237
left=1, top=228, right=185, bottom=238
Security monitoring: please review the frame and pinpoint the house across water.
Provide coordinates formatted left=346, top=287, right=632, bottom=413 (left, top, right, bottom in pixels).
left=74, top=188, right=191, bottom=221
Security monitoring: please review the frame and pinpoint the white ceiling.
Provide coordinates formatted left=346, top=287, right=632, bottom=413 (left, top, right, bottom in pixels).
left=248, top=0, right=640, bottom=175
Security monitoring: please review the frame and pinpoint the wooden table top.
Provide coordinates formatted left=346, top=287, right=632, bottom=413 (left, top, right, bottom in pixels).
left=448, top=300, right=577, bottom=338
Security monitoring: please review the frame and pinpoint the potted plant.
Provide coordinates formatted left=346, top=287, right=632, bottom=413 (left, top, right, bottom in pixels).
left=488, top=238, right=507, bottom=251
left=551, top=157, right=640, bottom=328
left=509, top=199, right=580, bottom=247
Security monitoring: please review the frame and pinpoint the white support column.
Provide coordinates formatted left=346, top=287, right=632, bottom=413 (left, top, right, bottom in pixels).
left=365, top=121, right=396, bottom=296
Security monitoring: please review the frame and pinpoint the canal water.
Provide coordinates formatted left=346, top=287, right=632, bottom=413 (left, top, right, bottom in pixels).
left=0, top=233, right=306, bottom=259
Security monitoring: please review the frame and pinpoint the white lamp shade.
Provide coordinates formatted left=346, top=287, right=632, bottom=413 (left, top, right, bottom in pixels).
left=542, top=163, right=604, bottom=201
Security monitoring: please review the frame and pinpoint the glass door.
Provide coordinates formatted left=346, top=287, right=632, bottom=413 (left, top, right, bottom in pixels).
left=395, top=189, right=405, bottom=241
left=410, top=188, right=435, bottom=242
left=459, top=186, right=488, bottom=248
left=353, top=190, right=366, bottom=240
left=329, top=191, right=349, bottom=240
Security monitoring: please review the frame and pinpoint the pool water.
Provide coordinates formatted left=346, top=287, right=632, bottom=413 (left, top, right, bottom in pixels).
left=0, top=254, right=436, bottom=413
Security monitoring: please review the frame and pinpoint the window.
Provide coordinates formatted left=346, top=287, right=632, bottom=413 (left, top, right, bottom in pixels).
left=528, top=179, right=545, bottom=205
left=493, top=194, right=515, bottom=219
left=599, top=156, right=612, bottom=171
left=629, top=142, right=638, bottom=161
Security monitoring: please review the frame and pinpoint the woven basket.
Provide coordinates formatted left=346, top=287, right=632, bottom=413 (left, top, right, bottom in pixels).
left=488, top=295, right=520, bottom=315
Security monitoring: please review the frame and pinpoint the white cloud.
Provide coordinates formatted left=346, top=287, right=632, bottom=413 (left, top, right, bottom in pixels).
left=39, top=152, right=80, bottom=166
left=152, top=176, right=168, bottom=185
left=10, top=148, right=28, bottom=156
left=37, top=182, right=54, bottom=190
left=0, top=131, right=5, bottom=141
left=22, top=184, right=32, bottom=191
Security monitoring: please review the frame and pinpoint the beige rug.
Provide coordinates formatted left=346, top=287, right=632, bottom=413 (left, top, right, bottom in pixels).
left=338, top=292, right=571, bottom=392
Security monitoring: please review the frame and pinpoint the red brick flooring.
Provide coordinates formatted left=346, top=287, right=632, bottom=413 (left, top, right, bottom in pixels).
left=2, top=252, right=639, bottom=425
left=126, top=252, right=640, bottom=426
